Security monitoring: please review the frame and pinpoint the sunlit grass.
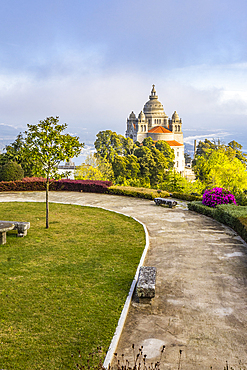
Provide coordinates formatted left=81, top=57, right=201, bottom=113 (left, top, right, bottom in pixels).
left=0, top=202, right=145, bottom=370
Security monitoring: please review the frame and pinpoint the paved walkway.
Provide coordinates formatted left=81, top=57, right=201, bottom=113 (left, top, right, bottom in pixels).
left=1, top=191, right=247, bottom=370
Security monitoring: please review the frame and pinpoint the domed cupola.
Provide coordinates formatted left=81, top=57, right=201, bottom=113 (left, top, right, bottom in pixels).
left=143, top=85, right=168, bottom=128
left=138, top=111, right=145, bottom=121
left=169, top=111, right=182, bottom=133
left=129, top=111, right=136, bottom=120
left=172, top=111, right=180, bottom=121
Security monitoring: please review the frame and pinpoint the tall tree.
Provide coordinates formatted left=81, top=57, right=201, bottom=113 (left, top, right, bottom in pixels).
left=228, top=140, right=247, bottom=165
left=142, top=137, right=155, bottom=150
left=155, top=140, right=175, bottom=169
left=193, top=147, right=247, bottom=191
left=121, top=137, right=135, bottom=155
left=193, top=138, right=247, bottom=168
left=94, top=130, right=124, bottom=162
left=75, top=153, right=114, bottom=181
left=25, top=116, right=84, bottom=228
left=0, top=133, right=38, bottom=176
left=134, top=146, right=169, bottom=186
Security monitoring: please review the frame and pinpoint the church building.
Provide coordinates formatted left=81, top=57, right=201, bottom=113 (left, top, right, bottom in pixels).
left=125, top=85, right=185, bottom=173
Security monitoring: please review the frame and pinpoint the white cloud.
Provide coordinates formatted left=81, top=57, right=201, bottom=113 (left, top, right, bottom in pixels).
left=0, top=59, right=247, bottom=150
left=183, top=131, right=231, bottom=146
left=0, top=122, right=22, bottom=130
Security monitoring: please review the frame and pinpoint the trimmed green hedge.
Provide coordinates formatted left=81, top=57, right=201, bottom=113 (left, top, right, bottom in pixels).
left=172, top=192, right=202, bottom=202
left=107, top=186, right=170, bottom=200
left=188, top=201, right=247, bottom=242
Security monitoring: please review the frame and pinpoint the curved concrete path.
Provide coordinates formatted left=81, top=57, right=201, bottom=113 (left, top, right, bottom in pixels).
left=1, top=191, right=247, bottom=370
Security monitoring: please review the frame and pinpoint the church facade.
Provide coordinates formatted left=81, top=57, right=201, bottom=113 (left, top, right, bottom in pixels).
left=125, top=85, right=185, bottom=173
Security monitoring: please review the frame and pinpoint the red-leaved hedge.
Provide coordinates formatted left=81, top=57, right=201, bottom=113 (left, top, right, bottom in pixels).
left=0, top=178, right=112, bottom=193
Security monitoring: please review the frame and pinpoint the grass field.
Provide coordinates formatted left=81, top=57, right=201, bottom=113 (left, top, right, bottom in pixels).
left=0, top=202, right=145, bottom=370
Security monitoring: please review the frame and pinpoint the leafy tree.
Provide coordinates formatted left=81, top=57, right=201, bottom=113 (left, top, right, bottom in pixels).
left=94, top=130, right=139, bottom=162
left=193, top=148, right=247, bottom=191
left=125, top=154, right=140, bottom=179
left=0, top=133, right=38, bottom=177
left=134, top=146, right=169, bottom=186
left=155, top=140, right=175, bottom=168
left=142, top=137, right=155, bottom=150
left=161, top=170, right=189, bottom=193
left=94, top=130, right=124, bottom=162
left=195, top=139, right=218, bottom=157
left=194, top=139, right=246, bottom=164
left=228, top=140, right=247, bottom=165
left=25, top=116, right=84, bottom=228
left=0, top=162, right=24, bottom=182
left=112, top=155, right=127, bottom=180
left=121, top=137, right=135, bottom=155
left=134, top=146, right=154, bottom=182
left=112, top=154, right=140, bottom=181
left=75, top=153, right=114, bottom=181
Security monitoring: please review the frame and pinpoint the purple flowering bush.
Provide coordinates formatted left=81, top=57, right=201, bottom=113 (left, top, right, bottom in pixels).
left=202, top=187, right=237, bottom=208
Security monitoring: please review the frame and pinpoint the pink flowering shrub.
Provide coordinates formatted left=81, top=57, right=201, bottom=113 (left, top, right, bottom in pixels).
left=22, top=177, right=46, bottom=182
left=202, top=187, right=237, bottom=208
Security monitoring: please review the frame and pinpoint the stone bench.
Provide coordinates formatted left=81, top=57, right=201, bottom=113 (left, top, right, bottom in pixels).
left=136, top=266, right=157, bottom=304
left=154, top=197, right=177, bottom=208
left=0, top=221, right=30, bottom=237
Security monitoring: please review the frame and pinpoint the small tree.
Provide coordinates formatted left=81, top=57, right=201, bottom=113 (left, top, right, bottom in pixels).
left=25, top=116, right=84, bottom=228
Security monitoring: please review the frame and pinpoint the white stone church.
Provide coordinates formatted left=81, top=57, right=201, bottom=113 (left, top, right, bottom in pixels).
left=125, top=85, right=185, bottom=173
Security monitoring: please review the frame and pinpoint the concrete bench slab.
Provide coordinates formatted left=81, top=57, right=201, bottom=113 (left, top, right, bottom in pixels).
left=0, top=221, right=30, bottom=237
left=154, top=197, right=177, bottom=208
left=136, top=266, right=156, bottom=304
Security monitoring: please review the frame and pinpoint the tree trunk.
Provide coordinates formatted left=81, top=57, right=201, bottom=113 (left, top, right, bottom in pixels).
left=46, top=178, right=49, bottom=229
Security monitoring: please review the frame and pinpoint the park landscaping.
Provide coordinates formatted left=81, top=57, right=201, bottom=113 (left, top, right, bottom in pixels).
left=0, top=202, right=145, bottom=370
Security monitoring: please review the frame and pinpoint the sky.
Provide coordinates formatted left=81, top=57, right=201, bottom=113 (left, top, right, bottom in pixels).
left=0, top=0, right=247, bottom=162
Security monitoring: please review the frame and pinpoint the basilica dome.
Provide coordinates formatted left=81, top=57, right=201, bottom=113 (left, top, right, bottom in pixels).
left=143, top=85, right=167, bottom=118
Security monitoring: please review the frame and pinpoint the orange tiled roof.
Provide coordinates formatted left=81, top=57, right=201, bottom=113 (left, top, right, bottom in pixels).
left=165, top=140, right=183, bottom=147
left=148, top=126, right=171, bottom=134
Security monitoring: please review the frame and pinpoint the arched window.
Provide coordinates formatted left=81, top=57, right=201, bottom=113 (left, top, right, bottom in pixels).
left=175, top=125, right=177, bottom=132
left=178, top=125, right=180, bottom=132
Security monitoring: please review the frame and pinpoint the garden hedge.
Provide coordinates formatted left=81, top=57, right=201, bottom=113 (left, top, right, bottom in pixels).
left=188, top=201, right=247, bottom=242
left=107, top=186, right=170, bottom=200
left=172, top=192, right=202, bottom=202
left=0, top=178, right=112, bottom=193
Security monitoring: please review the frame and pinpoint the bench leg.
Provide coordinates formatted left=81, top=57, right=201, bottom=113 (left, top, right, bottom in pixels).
left=17, top=230, right=27, bottom=237
left=0, top=232, right=7, bottom=245
left=139, top=296, right=152, bottom=304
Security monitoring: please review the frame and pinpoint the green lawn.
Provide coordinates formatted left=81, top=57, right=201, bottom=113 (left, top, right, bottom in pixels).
left=0, top=202, right=145, bottom=370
